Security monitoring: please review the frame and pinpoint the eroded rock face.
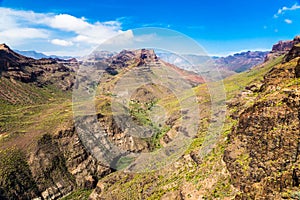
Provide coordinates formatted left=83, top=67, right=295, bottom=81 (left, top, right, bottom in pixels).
left=0, top=43, right=76, bottom=90
left=27, top=127, right=111, bottom=200
left=224, top=50, right=300, bottom=199
left=266, top=36, right=300, bottom=61
left=295, top=60, right=300, bottom=78
left=284, top=44, right=300, bottom=63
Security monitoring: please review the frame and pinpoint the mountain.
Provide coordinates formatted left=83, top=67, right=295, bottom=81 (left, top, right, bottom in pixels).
left=1, top=36, right=300, bottom=199
left=15, top=49, right=73, bottom=60
left=215, top=51, right=269, bottom=73
left=266, top=35, right=300, bottom=61
left=14, top=50, right=48, bottom=59
left=0, top=46, right=204, bottom=199
left=89, top=37, right=300, bottom=199
left=157, top=50, right=269, bottom=77
left=224, top=40, right=300, bottom=199
left=0, top=44, right=75, bottom=94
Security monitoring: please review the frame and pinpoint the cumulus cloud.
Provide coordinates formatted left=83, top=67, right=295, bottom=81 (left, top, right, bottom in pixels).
left=284, top=19, right=293, bottom=24
left=0, top=7, right=126, bottom=55
left=51, top=39, right=74, bottom=46
left=0, top=28, right=48, bottom=39
left=274, top=3, right=300, bottom=18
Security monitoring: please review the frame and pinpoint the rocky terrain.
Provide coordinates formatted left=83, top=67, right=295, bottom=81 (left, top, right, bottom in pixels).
left=224, top=41, right=300, bottom=199
left=0, top=35, right=300, bottom=199
left=0, top=44, right=111, bottom=199
left=0, top=44, right=76, bottom=93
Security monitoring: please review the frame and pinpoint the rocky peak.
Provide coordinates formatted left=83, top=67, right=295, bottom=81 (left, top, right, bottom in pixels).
left=134, top=49, right=157, bottom=60
left=117, top=49, right=157, bottom=61
left=266, top=35, right=300, bottom=61
left=0, top=44, right=75, bottom=90
left=0, top=43, right=10, bottom=51
left=107, top=49, right=158, bottom=69
left=271, top=36, right=300, bottom=52
left=271, top=40, right=294, bottom=52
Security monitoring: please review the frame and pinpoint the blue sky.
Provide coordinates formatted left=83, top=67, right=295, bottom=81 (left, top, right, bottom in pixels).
left=0, top=0, right=300, bottom=56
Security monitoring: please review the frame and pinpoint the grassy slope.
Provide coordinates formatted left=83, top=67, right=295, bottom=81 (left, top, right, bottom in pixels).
left=0, top=77, right=73, bottom=150
left=87, top=56, right=284, bottom=199
left=0, top=77, right=74, bottom=199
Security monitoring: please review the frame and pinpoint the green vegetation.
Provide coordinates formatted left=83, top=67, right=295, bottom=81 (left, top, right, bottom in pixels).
left=0, top=148, right=39, bottom=199
left=115, top=156, right=136, bottom=171
left=0, top=45, right=290, bottom=199
left=90, top=52, right=286, bottom=199
left=129, top=100, right=156, bottom=126
left=129, top=100, right=172, bottom=150
left=61, top=189, right=93, bottom=200
left=0, top=77, right=73, bottom=150
left=224, top=55, right=284, bottom=98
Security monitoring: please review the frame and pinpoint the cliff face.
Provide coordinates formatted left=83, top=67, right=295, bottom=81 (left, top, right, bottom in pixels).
left=0, top=45, right=110, bottom=199
left=0, top=126, right=111, bottom=200
left=29, top=126, right=111, bottom=199
left=266, top=36, right=300, bottom=61
left=224, top=44, right=300, bottom=199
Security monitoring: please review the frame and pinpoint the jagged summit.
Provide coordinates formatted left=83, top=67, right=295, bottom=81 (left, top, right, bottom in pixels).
left=0, top=43, right=10, bottom=50
left=100, top=48, right=204, bottom=85
left=266, top=35, right=300, bottom=61
left=271, top=35, right=300, bottom=52
left=112, top=49, right=157, bottom=61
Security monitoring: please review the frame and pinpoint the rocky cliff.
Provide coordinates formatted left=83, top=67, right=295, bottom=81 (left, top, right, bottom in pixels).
left=224, top=41, right=300, bottom=199
left=265, top=36, right=300, bottom=61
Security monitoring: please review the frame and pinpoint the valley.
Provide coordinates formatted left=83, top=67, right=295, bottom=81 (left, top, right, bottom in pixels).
left=0, top=35, right=299, bottom=200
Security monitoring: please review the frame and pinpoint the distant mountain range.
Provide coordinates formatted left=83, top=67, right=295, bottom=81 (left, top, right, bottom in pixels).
left=14, top=49, right=269, bottom=75
left=214, top=51, right=269, bottom=73
left=157, top=50, right=269, bottom=74
left=14, top=50, right=73, bottom=60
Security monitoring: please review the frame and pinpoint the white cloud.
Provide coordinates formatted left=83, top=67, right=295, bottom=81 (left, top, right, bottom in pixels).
left=0, top=27, right=49, bottom=46
left=0, top=7, right=126, bottom=55
left=284, top=19, right=293, bottom=24
left=51, top=39, right=74, bottom=46
left=0, top=28, right=48, bottom=39
left=47, top=14, right=91, bottom=32
left=274, top=3, right=300, bottom=18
